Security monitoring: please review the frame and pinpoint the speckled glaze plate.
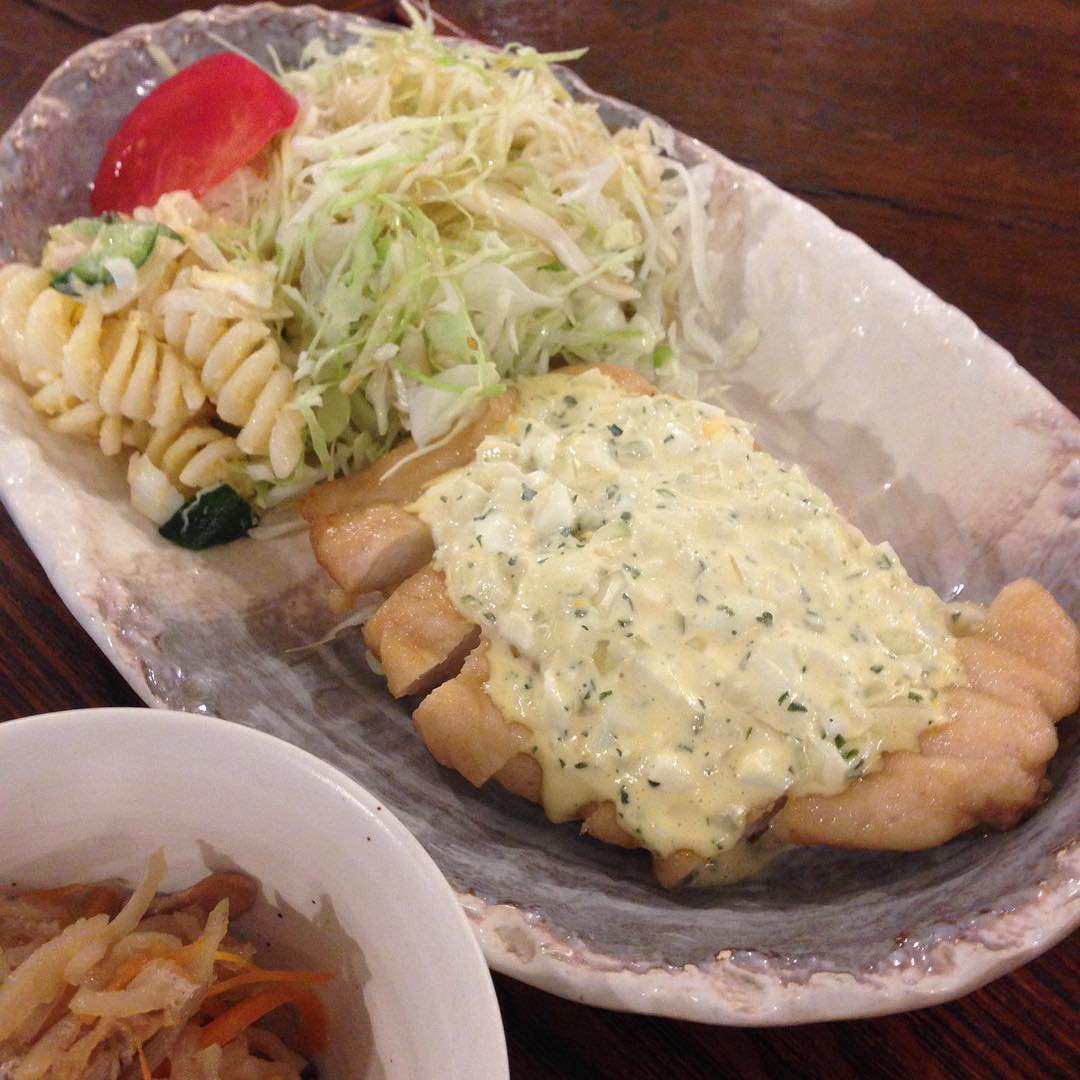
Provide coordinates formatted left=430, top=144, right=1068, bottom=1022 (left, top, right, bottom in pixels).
left=1, top=4, right=1077, bottom=1024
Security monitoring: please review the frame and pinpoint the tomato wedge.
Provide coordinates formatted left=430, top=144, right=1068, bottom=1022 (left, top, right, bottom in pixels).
left=92, top=53, right=298, bottom=214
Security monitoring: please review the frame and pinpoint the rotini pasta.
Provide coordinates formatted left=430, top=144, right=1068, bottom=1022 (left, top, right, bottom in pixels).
left=56, top=408, right=149, bottom=459
left=72, top=306, right=206, bottom=429
left=145, top=420, right=244, bottom=492
left=0, top=267, right=207, bottom=433
left=29, top=378, right=151, bottom=458
left=0, top=263, right=77, bottom=389
left=159, top=266, right=304, bottom=478
left=127, top=420, right=246, bottom=523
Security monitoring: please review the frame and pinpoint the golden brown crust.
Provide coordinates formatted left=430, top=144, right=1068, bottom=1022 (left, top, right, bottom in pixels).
left=493, top=752, right=544, bottom=804
left=651, top=849, right=707, bottom=889
left=363, top=565, right=480, bottom=698
left=311, top=502, right=434, bottom=597
left=558, top=362, right=657, bottom=397
left=578, top=801, right=640, bottom=849
left=980, top=578, right=1080, bottom=710
left=410, top=638, right=650, bottom=854
left=412, top=642, right=533, bottom=787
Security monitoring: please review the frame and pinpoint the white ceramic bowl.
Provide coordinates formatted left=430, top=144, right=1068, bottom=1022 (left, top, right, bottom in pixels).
left=0, top=707, right=508, bottom=1080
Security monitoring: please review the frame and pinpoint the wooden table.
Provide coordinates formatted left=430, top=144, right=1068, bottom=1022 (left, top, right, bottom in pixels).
left=1, top=2, right=1077, bottom=1076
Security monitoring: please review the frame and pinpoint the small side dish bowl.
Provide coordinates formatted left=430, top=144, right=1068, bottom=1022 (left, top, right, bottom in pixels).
left=0, top=707, right=508, bottom=1080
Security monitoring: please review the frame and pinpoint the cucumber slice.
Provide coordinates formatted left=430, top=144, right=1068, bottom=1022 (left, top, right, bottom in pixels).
left=49, top=215, right=181, bottom=295
left=159, top=484, right=258, bottom=549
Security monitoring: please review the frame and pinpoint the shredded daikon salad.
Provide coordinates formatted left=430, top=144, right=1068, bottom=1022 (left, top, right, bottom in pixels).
left=0, top=853, right=329, bottom=1079
left=203, top=10, right=740, bottom=502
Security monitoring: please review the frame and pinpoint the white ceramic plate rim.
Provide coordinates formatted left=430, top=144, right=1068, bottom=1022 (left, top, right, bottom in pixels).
left=0, top=706, right=509, bottom=1076
left=468, top=855, right=1079, bottom=1023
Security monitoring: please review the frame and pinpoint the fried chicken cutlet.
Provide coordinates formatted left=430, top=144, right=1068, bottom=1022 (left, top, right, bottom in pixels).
left=300, top=365, right=1080, bottom=886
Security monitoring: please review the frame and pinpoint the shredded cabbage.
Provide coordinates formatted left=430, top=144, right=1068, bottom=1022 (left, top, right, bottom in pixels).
left=192, top=9, right=740, bottom=496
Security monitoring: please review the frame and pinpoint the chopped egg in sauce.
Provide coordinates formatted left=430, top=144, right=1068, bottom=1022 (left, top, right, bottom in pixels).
left=413, top=370, right=961, bottom=862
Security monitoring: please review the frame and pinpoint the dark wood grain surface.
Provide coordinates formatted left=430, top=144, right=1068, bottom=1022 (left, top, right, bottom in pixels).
left=1, top=1, right=1077, bottom=1077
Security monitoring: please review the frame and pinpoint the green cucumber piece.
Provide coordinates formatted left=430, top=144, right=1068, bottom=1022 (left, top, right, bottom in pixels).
left=159, top=484, right=258, bottom=550
left=49, top=216, right=181, bottom=295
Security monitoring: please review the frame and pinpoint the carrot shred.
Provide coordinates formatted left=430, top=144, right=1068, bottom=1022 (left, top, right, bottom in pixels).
left=198, top=985, right=329, bottom=1054
left=292, top=990, right=329, bottom=1056
left=206, top=967, right=333, bottom=998
left=17, top=877, right=332, bottom=1067
left=19, top=883, right=84, bottom=902
left=198, top=985, right=299, bottom=1048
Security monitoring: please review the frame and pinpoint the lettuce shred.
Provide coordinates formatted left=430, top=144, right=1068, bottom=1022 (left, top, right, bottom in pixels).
left=204, top=10, right=737, bottom=495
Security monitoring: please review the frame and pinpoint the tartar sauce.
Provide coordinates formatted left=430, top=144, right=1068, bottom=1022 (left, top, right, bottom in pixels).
left=413, top=370, right=960, bottom=858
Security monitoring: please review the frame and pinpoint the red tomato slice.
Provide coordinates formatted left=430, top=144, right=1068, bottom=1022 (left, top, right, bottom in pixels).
left=91, top=53, right=298, bottom=215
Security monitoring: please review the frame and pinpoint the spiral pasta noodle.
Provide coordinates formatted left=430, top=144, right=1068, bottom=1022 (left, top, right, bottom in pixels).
left=159, top=267, right=304, bottom=479
left=145, top=420, right=244, bottom=492
left=1, top=265, right=207, bottom=433
left=29, top=379, right=151, bottom=458
left=0, top=267, right=204, bottom=461
left=72, top=306, right=205, bottom=427
left=125, top=420, right=247, bottom=524
left=0, top=263, right=74, bottom=389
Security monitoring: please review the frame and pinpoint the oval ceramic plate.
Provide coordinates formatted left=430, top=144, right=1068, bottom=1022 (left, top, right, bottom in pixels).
left=0, top=707, right=508, bottom=1079
left=0, top=4, right=1077, bottom=1024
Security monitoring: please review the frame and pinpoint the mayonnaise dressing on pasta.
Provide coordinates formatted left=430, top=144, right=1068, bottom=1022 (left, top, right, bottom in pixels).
left=413, top=370, right=960, bottom=859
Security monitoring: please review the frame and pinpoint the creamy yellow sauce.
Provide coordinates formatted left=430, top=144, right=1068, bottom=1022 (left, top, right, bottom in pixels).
left=413, top=370, right=961, bottom=859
